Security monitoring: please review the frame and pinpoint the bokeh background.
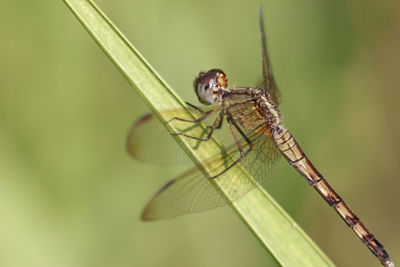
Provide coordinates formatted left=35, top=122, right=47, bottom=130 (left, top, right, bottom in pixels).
left=1, top=0, right=399, bottom=266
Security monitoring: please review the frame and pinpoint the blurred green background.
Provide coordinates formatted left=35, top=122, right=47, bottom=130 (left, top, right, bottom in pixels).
left=1, top=0, right=399, bottom=266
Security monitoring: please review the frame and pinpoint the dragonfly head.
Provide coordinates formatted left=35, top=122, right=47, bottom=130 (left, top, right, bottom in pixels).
left=194, top=69, right=228, bottom=105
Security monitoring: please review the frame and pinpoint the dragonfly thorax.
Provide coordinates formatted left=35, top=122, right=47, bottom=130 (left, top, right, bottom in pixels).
left=253, top=87, right=282, bottom=125
left=194, top=69, right=228, bottom=105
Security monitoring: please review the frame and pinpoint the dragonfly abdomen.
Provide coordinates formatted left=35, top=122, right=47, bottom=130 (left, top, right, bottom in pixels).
left=273, top=126, right=322, bottom=185
left=273, top=125, right=394, bottom=267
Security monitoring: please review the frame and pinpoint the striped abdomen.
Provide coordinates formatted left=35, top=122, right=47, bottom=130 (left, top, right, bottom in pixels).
left=273, top=125, right=393, bottom=267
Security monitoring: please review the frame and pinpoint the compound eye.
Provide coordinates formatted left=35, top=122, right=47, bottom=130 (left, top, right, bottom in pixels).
left=199, top=79, right=215, bottom=92
left=193, top=68, right=227, bottom=105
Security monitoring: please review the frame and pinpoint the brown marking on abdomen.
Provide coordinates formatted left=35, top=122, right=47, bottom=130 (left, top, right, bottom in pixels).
left=273, top=125, right=393, bottom=267
left=313, top=178, right=342, bottom=206
left=273, top=128, right=321, bottom=185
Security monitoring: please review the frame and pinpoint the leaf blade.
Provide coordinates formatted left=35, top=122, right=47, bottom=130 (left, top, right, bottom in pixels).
left=63, top=1, right=335, bottom=266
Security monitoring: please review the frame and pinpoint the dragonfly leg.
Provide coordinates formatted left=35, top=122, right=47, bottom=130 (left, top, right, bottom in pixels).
left=166, top=103, right=221, bottom=124
left=209, top=115, right=224, bottom=130
left=170, top=111, right=223, bottom=141
left=209, top=119, right=255, bottom=179
left=227, top=119, right=246, bottom=159
left=185, top=102, right=205, bottom=114
left=209, top=143, right=253, bottom=179
left=229, top=118, right=254, bottom=150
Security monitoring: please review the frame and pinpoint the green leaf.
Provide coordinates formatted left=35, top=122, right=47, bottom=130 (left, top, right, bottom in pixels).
left=63, top=0, right=335, bottom=266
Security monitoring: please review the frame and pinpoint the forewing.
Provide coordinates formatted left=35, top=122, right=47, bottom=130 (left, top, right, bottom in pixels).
left=259, top=7, right=281, bottom=105
left=126, top=103, right=219, bottom=164
left=126, top=112, right=191, bottom=164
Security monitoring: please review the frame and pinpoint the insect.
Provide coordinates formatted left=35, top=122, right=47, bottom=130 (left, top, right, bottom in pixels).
left=127, top=8, right=393, bottom=267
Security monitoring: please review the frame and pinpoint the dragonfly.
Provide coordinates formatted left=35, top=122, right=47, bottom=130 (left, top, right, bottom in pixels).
left=127, top=8, right=393, bottom=267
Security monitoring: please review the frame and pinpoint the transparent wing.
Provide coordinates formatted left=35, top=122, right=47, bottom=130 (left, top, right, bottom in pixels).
left=141, top=117, right=280, bottom=220
left=126, top=104, right=218, bottom=164
left=259, top=7, right=281, bottom=105
left=127, top=112, right=190, bottom=164
left=142, top=166, right=227, bottom=220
